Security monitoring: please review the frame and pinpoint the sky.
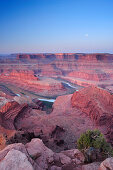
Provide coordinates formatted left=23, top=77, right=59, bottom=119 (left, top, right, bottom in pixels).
left=0, top=0, right=113, bottom=54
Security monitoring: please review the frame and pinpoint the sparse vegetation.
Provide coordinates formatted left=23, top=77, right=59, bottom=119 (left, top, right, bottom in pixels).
left=77, top=129, right=113, bottom=162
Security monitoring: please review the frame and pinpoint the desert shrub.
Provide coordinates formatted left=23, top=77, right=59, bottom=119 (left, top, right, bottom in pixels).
left=77, top=129, right=113, bottom=162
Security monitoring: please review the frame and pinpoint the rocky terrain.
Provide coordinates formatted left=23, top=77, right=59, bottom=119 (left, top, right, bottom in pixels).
left=0, top=70, right=68, bottom=98
left=0, top=53, right=113, bottom=169
left=0, top=137, right=113, bottom=170
left=0, top=85, right=113, bottom=169
left=71, top=86, right=113, bottom=126
left=0, top=53, right=113, bottom=97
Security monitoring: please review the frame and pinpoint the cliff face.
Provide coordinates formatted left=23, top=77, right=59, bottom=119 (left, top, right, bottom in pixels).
left=68, top=70, right=110, bottom=81
left=2, top=70, right=38, bottom=81
left=0, top=101, right=28, bottom=129
left=71, top=86, right=113, bottom=146
left=1, top=53, right=112, bottom=81
left=16, top=53, right=113, bottom=62
left=0, top=53, right=113, bottom=95
left=71, top=86, right=113, bottom=125
left=16, top=53, right=56, bottom=60
left=0, top=70, right=67, bottom=97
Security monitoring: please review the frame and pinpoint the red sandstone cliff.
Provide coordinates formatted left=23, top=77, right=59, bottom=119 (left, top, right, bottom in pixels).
left=71, top=86, right=113, bottom=126
left=0, top=101, right=28, bottom=129
left=16, top=53, right=113, bottom=62
left=0, top=53, right=113, bottom=89
left=68, top=70, right=109, bottom=81
left=0, top=69, right=67, bottom=97
left=8, top=70, right=38, bottom=81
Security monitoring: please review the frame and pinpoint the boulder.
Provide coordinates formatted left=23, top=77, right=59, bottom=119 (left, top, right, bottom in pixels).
left=51, top=165, right=62, bottom=170
left=0, top=142, right=42, bottom=170
left=0, top=149, right=34, bottom=170
left=58, top=153, right=71, bottom=165
left=99, top=157, right=113, bottom=170
left=0, top=143, right=28, bottom=161
left=82, top=162, right=100, bottom=170
left=25, top=138, right=54, bottom=170
left=61, top=149, right=85, bottom=164
left=74, top=149, right=85, bottom=163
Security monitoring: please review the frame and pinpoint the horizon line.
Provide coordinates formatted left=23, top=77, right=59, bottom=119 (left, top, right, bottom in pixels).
left=0, top=52, right=113, bottom=55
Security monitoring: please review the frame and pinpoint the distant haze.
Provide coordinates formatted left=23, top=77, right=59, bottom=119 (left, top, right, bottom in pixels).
left=0, top=0, right=113, bottom=54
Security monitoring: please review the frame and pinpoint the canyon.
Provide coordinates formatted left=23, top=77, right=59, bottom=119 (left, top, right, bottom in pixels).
left=0, top=53, right=113, bottom=169
left=0, top=53, right=113, bottom=97
left=0, top=85, right=113, bottom=169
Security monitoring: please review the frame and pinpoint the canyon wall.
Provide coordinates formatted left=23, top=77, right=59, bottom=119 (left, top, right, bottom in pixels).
left=0, top=53, right=113, bottom=95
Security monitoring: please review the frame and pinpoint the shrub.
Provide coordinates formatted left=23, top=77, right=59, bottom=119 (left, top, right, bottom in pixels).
left=77, top=129, right=113, bottom=162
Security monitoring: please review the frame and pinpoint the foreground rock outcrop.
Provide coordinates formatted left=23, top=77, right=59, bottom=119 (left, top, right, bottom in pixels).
left=99, top=158, right=113, bottom=170
left=0, top=138, right=85, bottom=170
left=0, top=149, right=34, bottom=170
left=0, top=138, right=113, bottom=170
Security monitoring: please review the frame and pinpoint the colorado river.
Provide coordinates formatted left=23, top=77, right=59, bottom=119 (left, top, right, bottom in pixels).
left=63, top=81, right=78, bottom=90
left=16, top=94, right=21, bottom=97
left=16, top=81, right=79, bottom=103
left=38, top=82, right=79, bottom=103
left=38, top=98, right=55, bottom=103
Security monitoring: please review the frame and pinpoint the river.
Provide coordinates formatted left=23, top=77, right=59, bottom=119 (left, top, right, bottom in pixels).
left=16, top=81, right=78, bottom=103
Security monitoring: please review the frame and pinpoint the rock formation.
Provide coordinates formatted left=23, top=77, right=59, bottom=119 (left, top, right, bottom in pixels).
left=0, top=53, right=113, bottom=93
left=71, top=86, right=113, bottom=125
left=68, top=70, right=110, bottom=81
left=9, top=70, right=38, bottom=80
left=0, top=53, right=113, bottom=169
left=0, top=101, right=29, bottom=129
left=0, top=138, right=97, bottom=170
left=0, top=53, right=113, bottom=101
left=71, top=86, right=113, bottom=145
left=0, top=138, right=113, bottom=170
left=0, top=70, right=67, bottom=97
left=0, top=149, right=34, bottom=170
left=99, top=158, right=113, bottom=170
left=0, top=85, right=113, bottom=168
left=0, top=86, right=113, bottom=150
left=16, top=53, right=113, bottom=62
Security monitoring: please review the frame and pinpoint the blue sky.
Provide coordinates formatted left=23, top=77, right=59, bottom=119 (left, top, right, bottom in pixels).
left=0, top=0, right=113, bottom=54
